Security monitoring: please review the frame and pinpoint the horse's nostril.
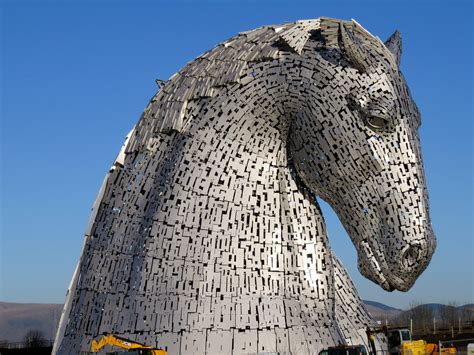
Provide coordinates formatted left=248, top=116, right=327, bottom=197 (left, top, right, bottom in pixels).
left=402, top=245, right=421, bottom=269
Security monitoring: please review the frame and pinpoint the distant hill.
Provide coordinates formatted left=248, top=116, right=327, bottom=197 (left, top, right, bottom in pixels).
left=363, top=300, right=402, bottom=312
left=407, top=303, right=474, bottom=318
left=363, top=300, right=403, bottom=320
left=459, top=304, right=474, bottom=311
left=0, top=302, right=62, bottom=342
left=363, top=301, right=474, bottom=325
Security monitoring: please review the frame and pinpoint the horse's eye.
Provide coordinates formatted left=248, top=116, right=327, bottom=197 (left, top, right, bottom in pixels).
left=366, top=115, right=389, bottom=130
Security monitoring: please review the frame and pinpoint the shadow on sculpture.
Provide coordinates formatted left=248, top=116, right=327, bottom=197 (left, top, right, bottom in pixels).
left=53, top=17, right=436, bottom=354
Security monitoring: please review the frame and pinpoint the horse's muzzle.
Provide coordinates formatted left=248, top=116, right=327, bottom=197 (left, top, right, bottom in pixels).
left=358, top=231, right=436, bottom=292
left=388, top=235, right=436, bottom=291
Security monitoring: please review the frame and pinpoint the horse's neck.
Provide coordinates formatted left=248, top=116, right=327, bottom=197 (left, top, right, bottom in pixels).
left=146, top=76, right=336, bottom=302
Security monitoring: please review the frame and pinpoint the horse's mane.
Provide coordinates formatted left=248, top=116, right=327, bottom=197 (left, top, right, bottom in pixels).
left=126, top=17, right=380, bottom=153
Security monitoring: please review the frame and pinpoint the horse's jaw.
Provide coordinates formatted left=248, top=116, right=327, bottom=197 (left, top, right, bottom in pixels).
left=356, top=241, right=409, bottom=292
left=360, top=260, right=419, bottom=292
left=355, top=228, right=436, bottom=292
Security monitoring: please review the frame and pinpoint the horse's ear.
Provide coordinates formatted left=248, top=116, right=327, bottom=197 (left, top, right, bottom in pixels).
left=338, top=23, right=373, bottom=73
left=384, top=30, right=402, bottom=67
left=275, top=20, right=320, bottom=54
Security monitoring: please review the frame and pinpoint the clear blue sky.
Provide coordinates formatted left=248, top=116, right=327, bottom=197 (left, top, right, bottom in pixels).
left=1, top=0, right=472, bottom=309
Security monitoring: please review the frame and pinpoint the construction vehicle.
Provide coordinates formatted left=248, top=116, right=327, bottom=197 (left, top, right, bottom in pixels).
left=318, top=344, right=368, bottom=355
left=366, top=326, right=456, bottom=354
left=363, top=326, right=411, bottom=354
left=317, top=327, right=408, bottom=355
left=91, top=334, right=167, bottom=354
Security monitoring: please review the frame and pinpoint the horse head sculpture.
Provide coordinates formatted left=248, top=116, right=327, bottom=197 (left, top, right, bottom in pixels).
left=54, top=17, right=436, bottom=355
left=287, top=19, right=436, bottom=292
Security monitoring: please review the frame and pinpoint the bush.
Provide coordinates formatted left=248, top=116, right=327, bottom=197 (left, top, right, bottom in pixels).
left=23, top=329, right=46, bottom=348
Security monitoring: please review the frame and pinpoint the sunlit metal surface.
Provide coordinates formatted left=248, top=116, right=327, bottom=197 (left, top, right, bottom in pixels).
left=54, top=17, right=435, bottom=354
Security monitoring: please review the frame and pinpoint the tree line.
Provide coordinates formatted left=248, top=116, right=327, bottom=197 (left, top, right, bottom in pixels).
left=378, top=301, right=474, bottom=335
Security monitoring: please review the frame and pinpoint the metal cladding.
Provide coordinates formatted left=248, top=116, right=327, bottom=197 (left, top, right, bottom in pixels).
left=53, top=17, right=436, bottom=354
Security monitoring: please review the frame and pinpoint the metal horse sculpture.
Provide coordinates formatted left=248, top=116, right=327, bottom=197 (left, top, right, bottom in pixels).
left=54, top=17, right=436, bottom=354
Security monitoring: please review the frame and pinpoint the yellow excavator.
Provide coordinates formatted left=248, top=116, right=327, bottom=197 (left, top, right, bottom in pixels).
left=91, top=334, right=167, bottom=354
